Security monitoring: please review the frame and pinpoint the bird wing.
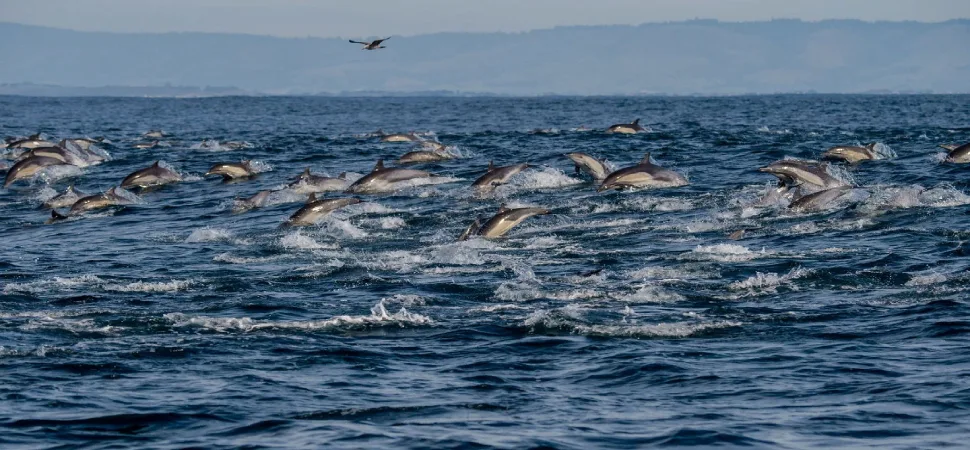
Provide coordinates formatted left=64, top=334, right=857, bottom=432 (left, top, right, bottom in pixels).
left=373, top=37, right=391, bottom=45
left=349, top=40, right=369, bottom=45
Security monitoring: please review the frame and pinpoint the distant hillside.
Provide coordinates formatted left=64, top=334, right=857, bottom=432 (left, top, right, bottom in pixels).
left=1, top=20, right=968, bottom=95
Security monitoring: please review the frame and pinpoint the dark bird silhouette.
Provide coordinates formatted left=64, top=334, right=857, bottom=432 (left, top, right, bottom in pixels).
left=349, top=37, right=391, bottom=50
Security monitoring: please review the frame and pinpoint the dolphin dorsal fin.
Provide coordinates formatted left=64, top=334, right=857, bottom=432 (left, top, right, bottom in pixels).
left=865, top=142, right=877, bottom=150
left=308, top=193, right=317, bottom=203
left=66, top=185, right=74, bottom=194
left=640, top=152, right=652, bottom=165
left=373, top=159, right=385, bottom=172
left=152, top=161, right=160, bottom=167
left=497, top=203, right=510, bottom=214
left=337, top=172, right=346, bottom=179
left=302, top=167, right=310, bottom=177
left=488, top=161, right=494, bottom=171
left=632, top=118, right=640, bottom=125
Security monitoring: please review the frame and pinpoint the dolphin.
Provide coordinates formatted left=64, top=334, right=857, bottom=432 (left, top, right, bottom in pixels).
left=380, top=133, right=421, bottom=143
left=565, top=152, right=611, bottom=180
left=758, top=159, right=845, bottom=191
left=288, top=168, right=349, bottom=194
left=206, top=161, right=256, bottom=180
left=121, top=161, right=182, bottom=189
left=941, top=142, right=970, bottom=163
left=43, top=185, right=85, bottom=209
left=66, top=186, right=132, bottom=215
left=143, top=130, right=165, bottom=139
left=472, top=161, right=530, bottom=192
left=418, top=141, right=448, bottom=152
left=459, top=204, right=550, bottom=240
left=6, top=136, right=55, bottom=149
left=822, top=144, right=878, bottom=163
left=134, top=141, right=159, bottom=150
left=59, top=139, right=107, bottom=164
left=345, top=159, right=434, bottom=194
left=4, top=155, right=69, bottom=187
left=457, top=218, right=482, bottom=241
left=606, top=118, right=644, bottom=134
left=232, top=190, right=274, bottom=214
left=397, top=150, right=454, bottom=164
left=788, top=186, right=853, bottom=213
left=66, top=137, right=106, bottom=150
left=285, top=193, right=362, bottom=226
left=15, top=146, right=81, bottom=165
left=597, top=153, right=688, bottom=191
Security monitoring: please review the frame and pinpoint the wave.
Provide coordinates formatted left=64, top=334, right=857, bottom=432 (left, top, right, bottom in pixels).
left=523, top=309, right=741, bottom=338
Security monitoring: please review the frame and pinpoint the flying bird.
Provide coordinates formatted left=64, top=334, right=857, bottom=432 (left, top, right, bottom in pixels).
left=349, top=37, right=391, bottom=50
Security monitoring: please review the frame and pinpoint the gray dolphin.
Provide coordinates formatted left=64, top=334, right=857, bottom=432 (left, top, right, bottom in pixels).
left=345, top=159, right=435, bottom=194
left=472, top=161, right=530, bottom=192
left=206, top=161, right=256, bottom=180
left=788, top=186, right=853, bottom=213
left=121, top=161, right=182, bottom=189
left=941, top=142, right=970, bottom=163
left=134, top=141, right=159, bottom=149
left=606, top=118, right=644, bottom=134
left=4, top=155, right=69, bottom=187
left=597, top=153, right=688, bottom=191
left=15, top=146, right=81, bottom=165
left=63, top=186, right=132, bottom=216
left=822, top=144, right=878, bottom=163
left=143, top=130, right=165, bottom=139
left=380, top=132, right=421, bottom=143
left=43, top=185, right=85, bottom=209
left=6, top=136, right=55, bottom=149
left=288, top=168, right=349, bottom=193
left=459, top=204, right=550, bottom=240
left=418, top=141, right=448, bottom=152
left=232, top=190, right=274, bottom=214
left=565, top=152, right=611, bottom=180
left=285, top=193, right=362, bottom=226
left=397, top=150, right=454, bottom=164
left=758, top=159, right=845, bottom=190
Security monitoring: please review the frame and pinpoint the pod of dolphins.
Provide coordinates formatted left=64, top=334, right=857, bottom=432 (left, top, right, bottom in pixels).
left=2, top=126, right=969, bottom=240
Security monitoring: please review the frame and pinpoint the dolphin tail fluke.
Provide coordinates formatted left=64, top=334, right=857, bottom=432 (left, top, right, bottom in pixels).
left=458, top=219, right=480, bottom=241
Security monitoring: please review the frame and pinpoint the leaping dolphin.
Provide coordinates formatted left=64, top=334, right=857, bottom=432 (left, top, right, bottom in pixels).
left=232, top=190, right=274, bottom=214
left=565, top=152, right=611, bottom=180
left=345, top=159, right=435, bottom=194
left=788, top=186, right=854, bottom=213
left=472, top=161, right=530, bottom=192
left=206, top=161, right=257, bottom=180
left=606, top=119, right=644, bottom=134
left=48, top=186, right=134, bottom=222
left=822, top=144, right=878, bottom=163
left=458, top=204, right=550, bottom=240
left=4, top=155, right=69, bottom=187
left=940, top=142, right=970, bottom=163
left=597, top=153, right=688, bottom=191
left=397, top=150, right=454, bottom=164
left=285, top=193, right=362, bottom=226
left=43, top=185, right=85, bottom=209
left=120, top=161, right=182, bottom=189
left=758, top=159, right=845, bottom=191
left=380, top=132, right=421, bottom=143
left=288, top=168, right=349, bottom=193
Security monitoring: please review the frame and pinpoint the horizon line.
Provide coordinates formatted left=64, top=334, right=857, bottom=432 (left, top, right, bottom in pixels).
left=2, top=17, right=968, bottom=40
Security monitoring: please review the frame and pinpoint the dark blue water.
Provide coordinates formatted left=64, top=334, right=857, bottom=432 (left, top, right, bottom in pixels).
left=2, top=95, right=970, bottom=449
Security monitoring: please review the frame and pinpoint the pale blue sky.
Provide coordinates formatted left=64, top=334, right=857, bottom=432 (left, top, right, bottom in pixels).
left=1, top=0, right=968, bottom=38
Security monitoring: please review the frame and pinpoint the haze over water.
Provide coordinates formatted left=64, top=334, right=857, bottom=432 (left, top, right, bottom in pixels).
left=2, top=95, right=970, bottom=448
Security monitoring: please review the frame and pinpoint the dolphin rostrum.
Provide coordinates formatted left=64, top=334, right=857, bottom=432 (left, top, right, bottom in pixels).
left=285, top=193, right=362, bottom=226
left=4, top=155, right=69, bottom=187
left=822, top=144, right=878, bottom=163
left=758, top=159, right=846, bottom=191
left=288, top=168, right=349, bottom=194
left=606, top=118, right=644, bottom=134
left=472, top=161, right=530, bottom=192
left=597, top=153, right=688, bottom=191
left=206, top=161, right=256, bottom=180
left=459, top=204, right=550, bottom=240
left=121, top=161, right=182, bottom=189
left=345, top=159, right=434, bottom=194
left=565, top=152, right=611, bottom=180
left=941, top=142, right=970, bottom=163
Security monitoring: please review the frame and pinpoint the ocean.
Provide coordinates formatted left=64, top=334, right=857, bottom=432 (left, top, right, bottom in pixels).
left=1, top=95, right=969, bottom=448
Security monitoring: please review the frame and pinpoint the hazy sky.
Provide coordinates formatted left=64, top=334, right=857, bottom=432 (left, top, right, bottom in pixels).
left=2, top=0, right=968, bottom=38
